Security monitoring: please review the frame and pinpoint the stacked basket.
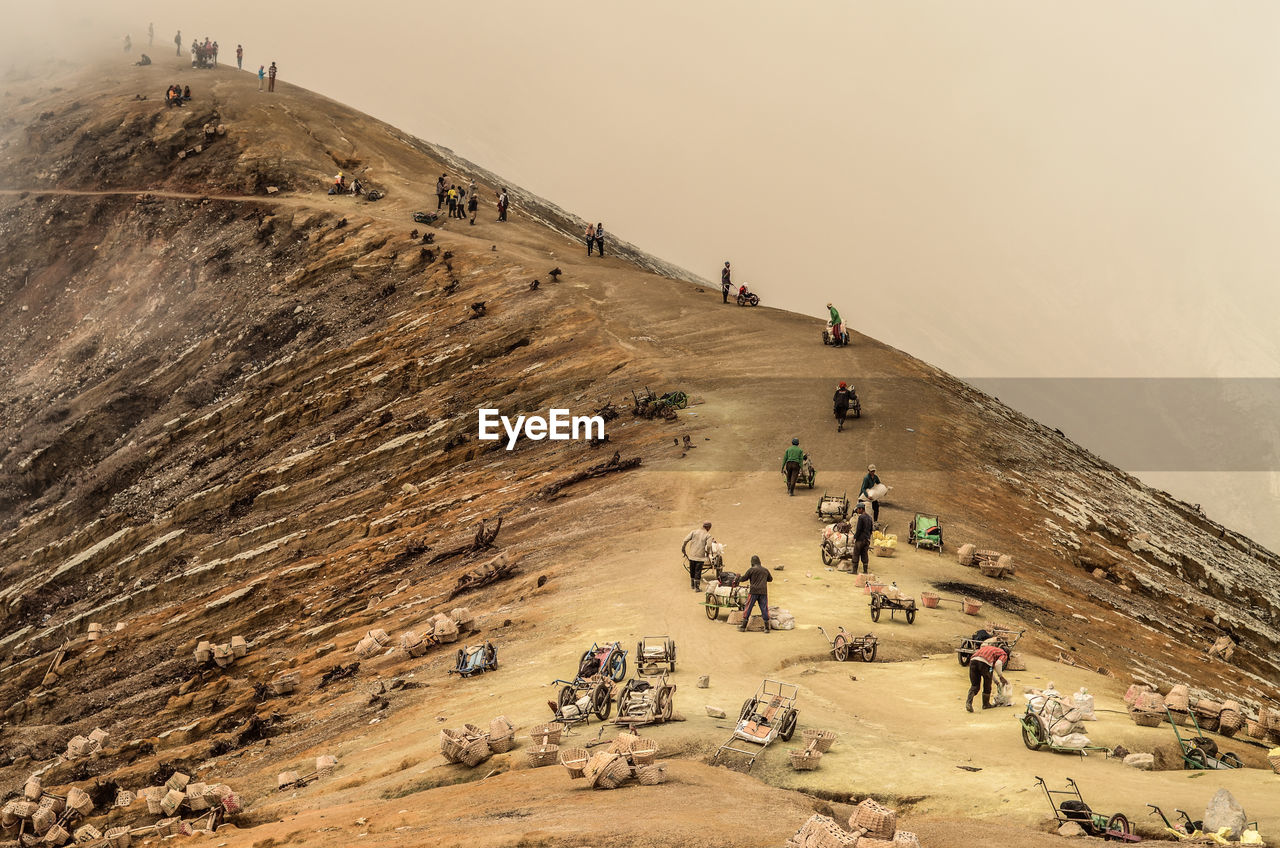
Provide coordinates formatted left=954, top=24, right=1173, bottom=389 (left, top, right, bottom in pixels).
left=849, top=798, right=897, bottom=841
left=1268, top=747, right=1280, bottom=776
left=1165, top=684, right=1191, bottom=725
left=1129, top=690, right=1164, bottom=727
left=563, top=734, right=664, bottom=789
left=1193, top=699, right=1222, bottom=732
left=1218, top=700, right=1244, bottom=738
left=488, top=716, right=516, bottom=753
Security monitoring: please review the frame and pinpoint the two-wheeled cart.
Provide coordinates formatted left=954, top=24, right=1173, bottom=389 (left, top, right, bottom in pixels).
left=817, top=626, right=878, bottom=662
left=712, top=679, right=799, bottom=771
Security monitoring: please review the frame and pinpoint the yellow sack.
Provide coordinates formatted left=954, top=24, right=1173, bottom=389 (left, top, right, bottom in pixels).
left=1241, top=831, right=1264, bottom=846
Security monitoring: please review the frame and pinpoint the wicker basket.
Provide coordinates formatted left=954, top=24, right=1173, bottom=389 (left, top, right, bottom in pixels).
left=790, top=748, right=823, bottom=771
left=165, top=772, right=191, bottom=793
left=154, top=818, right=178, bottom=837
left=144, top=788, right=164, bottom=816
left=585, top=753, right=620, bottom=788
left=726, top=610, right=745, bottom=626
left=24, top=777, right=42, bottom=801
left=746, top=615, right=767, bottom=632
left=962, top=598, right=982, bottom=616
left=526, top=744, right=559, bottom=768
left=38, top=796, right=65, bottom=816
left=230, top=635, right=248, bottom=658
left=802, top=728, right=838, bottom=753
left=73, top=826, right=101, bottom=843
left=1247, top=718, right=1267, bottom=739
left=629, top=737, right=659, bottom=765
left=440, top=729, right=466, bottom=763
left=559, top=747, right=590, bottom=779
left=1164, top=684, right=1190, bottom=712
left=1132, top=710, right=1163, bottom=727
left=1266, top=751, right=1280, bottom=775
left=488, top=733, right=515, bottom=754
left=220, top=792, right=243, bottom=815
left=1197, top=713, right=1221, bottom=732
left=1124, top=683, right=1152, bottom=707
left=277, top=772, right=299, bottom=790
left=956, top=544, right=976, bottom=565
left=159, top=789, right=184, bottom=817
left=270, top=672, right=300, bottom=696
left=920, top=592, right=940, bottom=609
left=530, top=724, right=563, bottom=745
left=978, top=564, right=1006, bottom=578
left=489, top=715, right=515, bottom=749
left=460, top=736, right=493, bottom=768
left=850, top=799, right=897, bottom=840
left=31, top=808, right=55, bottom=837
left=1167, top=710, right=1189, bottom=726
left=104, top=827, right=130, bottom=848
left=64, top=789, right=92, bottom=818
left=194, top=641, right=213, bottom=663
left=213, top=643, right=234, bottom=667
left=872, top=546, right=895, bottom=558
left=450, top=607, right=475, bottom=631
left=594, top=755, right=632, bottom=790
left=635, top=765, right=667, bottom=785
left=46, top=824, right=70, bottom=846
left=804, top=816, right=857, bottom=848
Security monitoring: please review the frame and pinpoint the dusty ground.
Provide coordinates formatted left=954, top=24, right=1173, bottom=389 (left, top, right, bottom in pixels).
left=0, top=55, right=1278, bottom=848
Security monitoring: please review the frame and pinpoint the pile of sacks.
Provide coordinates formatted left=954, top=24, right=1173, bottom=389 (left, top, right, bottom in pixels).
left=870, top=530, right=897, bottom=557
left=1025, top=684, right=1094, bottom=749
left=560, top=733, right=663, bottom=790
left=768, top=606, right=797, bottom=631
left=439, top=716, right=516, bottom=768
left=63, top=728, right=109, bottom=760
left=193, top=636, right=249, bottom=668
left=785, top=799, right=920, bottom=848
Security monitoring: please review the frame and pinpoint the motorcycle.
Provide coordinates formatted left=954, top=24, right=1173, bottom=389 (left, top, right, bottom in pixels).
left=736, top=285, right=760, bottom=307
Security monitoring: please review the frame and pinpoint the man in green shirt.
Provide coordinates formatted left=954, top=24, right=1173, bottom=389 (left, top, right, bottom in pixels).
left=826, top=302, right=846, bottom=346
left=782, top=438, right=804, bottom=496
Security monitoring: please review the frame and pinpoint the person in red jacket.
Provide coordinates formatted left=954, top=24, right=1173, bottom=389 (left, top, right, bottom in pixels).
left=966, top=642, right=1009, bottom=712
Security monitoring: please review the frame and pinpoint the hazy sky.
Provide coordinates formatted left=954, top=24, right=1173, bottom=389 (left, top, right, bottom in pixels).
left=4, top=1, right=1277, bottom=545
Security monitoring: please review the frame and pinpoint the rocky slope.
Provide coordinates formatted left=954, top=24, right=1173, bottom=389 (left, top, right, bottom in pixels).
left=0, top=56, right=1277, bottom=847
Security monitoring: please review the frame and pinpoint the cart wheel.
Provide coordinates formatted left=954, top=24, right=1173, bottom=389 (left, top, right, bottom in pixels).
left=780, top=710, right=798, bottom=741
left=1220, top=752, right=1243, bottom=769
left=706, top=600, right=719, bottom=620
left=608, top=650, right=627, bottom=682
left=593, top=684, right=613, bottom=720
left=484, top=642, right=498, bottom=669
left=455, top=648, right=466, bottom=670
left=657, top=687, right=674, bottom=721
left=870, top=605, right=881, bottom=623
left=820, top=546, right=834, bottom=566
left=861, top=641, right=877, bottom=663
left=1020, top=718, right=1045, bottom=751
left=739, top=698, right=755, bottom=722
left=906, top=608, right=916, bottom=625
left=958, top=651, right=972, bottom=667
left=668, top=639, right=677, bottom=672
left=1185, top=747, right=1208, bottom=770
left=558, top=685, right=576, bottom=709
left=1105, top=813, right=1131, bottom=839
left=832, top=635, right=849, bottom=662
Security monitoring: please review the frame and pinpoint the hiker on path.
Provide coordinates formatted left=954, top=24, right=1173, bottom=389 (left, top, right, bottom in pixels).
left=446, top=185, right=458, bottom=218
left=965, top=642, right=1009, bottom=712
left=257, top=65, right=265, bottom=90
left=593, top=223, right=605, bottom=256
left=851, top=501, right=873, bottom=573
left=267, top=61, right=277, bottom=92
left=738, top=556, right=773, bottom=634
left=497, top=188, right=509, bottom=221
left=175, top=30, right=182, bottom=57
left=681, top=521, right=715, bottom=591
left=833, top=382, right=853, bottom=432
left=721, top=262, right=732, bottom=303
left=468, top=190, right=478, bottom=223
left=585, top=223, right=596, bottom=255
left=236, top=45, right=243, bottom=69
left=859, top=464, right=883, bottom=523
left=456, top=186, right=467, bottom=218
left=781, top=437, right=804, bottom=496
left=436, top=174, right=447, bottom=210
left=827, top=302, right=846, bottom=346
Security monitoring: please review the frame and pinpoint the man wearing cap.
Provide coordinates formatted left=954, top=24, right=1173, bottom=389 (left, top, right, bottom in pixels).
left=859, top=464, right=883, bottom=523
left=682, top=521, right=715, bottom=591
left=833, top=382, right=854, bottom=432
left=851, top=501, right=873, bottom=573
left=721, top=261, right=732, bottom=304
left=737, top=555, right=773, bottom=634
left=436, top=174, right=447, bottom=210
left=965, top=641, right=1010, bottom=712
left=781, top=437, right=804, bottom=496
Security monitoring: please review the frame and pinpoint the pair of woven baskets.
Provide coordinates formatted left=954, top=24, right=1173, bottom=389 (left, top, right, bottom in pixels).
left=850, top=799, right=897, bottom=840
left=489, top=716, right=516, bottom=753
left=790, top=749, right=823, bottom=771
left=802, top=728, right=838, bottom=753
left=1131, top=710, right=1163, bottom=727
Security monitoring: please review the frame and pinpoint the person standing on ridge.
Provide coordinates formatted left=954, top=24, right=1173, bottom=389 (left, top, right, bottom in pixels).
left=827, top=302, right=846, bottom=346
left=965, top=641, right=1009, bottom=712
left=681, top=521, right=715, bottom=591
left=446, top=185, right=458, bottom=218
left=257, top=64, right=265, bottom=90
left=584, top=223, right=596, bottom=255
left=851, top=500, right=873, bottom=573
left=782, top=437, right=804, bottom=496
left=721, top=261, right=732, bottom=304
left=833, top=382, right=853, bottom=432
left=436, top=174, right=447, bottom=210
left=468, top=190, right=479, bottom=223
left=267, top=61, right=277, bottom=92
left=594, top=223, right=606, bottom=256
left=236, top=44, right=243, bottom=70
left=175, top=30, right=182, bottom=57
left=738, top=555, right=773, bottom=633
left=859, top=464, right=883, bottom=523
left=497, top=188, right=509, bottom=222
left=456, top=185, right=467, bottom=218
